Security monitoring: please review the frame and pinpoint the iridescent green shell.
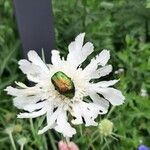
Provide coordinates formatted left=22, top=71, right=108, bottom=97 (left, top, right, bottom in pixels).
left=51, top=71, right=75, bottom=98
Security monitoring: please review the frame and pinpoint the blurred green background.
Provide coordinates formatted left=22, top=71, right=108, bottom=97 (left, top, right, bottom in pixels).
left=0, top=0, right=150, bottom=149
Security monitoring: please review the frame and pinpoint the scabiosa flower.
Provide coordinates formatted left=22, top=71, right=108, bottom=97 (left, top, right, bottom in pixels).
left=5, top=33, right=125, bottom=137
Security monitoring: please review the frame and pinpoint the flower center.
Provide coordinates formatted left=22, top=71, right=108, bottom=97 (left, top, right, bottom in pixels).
left=51, top=71, right=75, bottom=98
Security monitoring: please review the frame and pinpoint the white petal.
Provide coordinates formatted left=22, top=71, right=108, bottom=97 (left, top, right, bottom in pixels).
left=80, top=102, right=98, bottom=126
left=67, top=33, right=93, bottom=67
left=73, top=33, right=85, bottom=51
left=96, top=87, right=125, bottom=105
left=38, top=123, right=55, bottom=135
left=51, top=50, right=61, bottom=66
left=79, top=42, right=94, bottom=65
left=5, top=86, right=21, bottom=97
left=38, top=106, right=76, bottom=137
left=98, top=65, right=112, bottom=77
left=55, top=109, right=76, bottom=137
left=27, top=50, right=49, bottom=73
left=13, top=96, right=41, bottom=109
left=83, top=50, right=110, bottom=79
left=71, top=102, right=102, bottom=126
left=91, top=65, right=112, bottom=79
left=46, top=104, right=55, bottom=123
left=38, top=107, right=61, bottom=134
left=38, top=106, right=56, bottom=135
left=5, top=86, right=30, bottom=97
left=88, top=91, right=109, bottom=113
left=17, top=107, right=47, bottom=118
left=23, top=101, right=47, bottom=112
left=19, top=59, right=48, bottom=83
left=68, top=33, right=85, bottom=59
left=93, top=80, right=119, bottom=87
left=97, top=49, right=110, bottom=66
left=5, top=86, right=39, bottom=97
left=15, top=81, right=28, bottom=88
left=71, top=104, right=83, bottom=125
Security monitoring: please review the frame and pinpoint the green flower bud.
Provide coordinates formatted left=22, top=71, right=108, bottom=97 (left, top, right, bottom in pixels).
left=99, top=119, right=113, bottom=137
left=17, top=137, right=27, bottom=146
left=14, top=124, right=23, bottom=133
left=5, top=126, right=14, bottom=135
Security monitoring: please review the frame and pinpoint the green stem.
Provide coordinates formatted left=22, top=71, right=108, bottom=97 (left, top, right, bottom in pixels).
left=42, top=135, right=48, bottom=150
left=88, top=134, right=100, bottom=149
left=41, top=48, right=46, bottom=63
left=79, top=125, right=83, bottom=136
left=9, top=132, right=17, bottom=150
left=20, top=144, right=24, bottom=150
left=48, top=131, right=57, bottom=150
left=106, top=106, right=115, bottom=119
left=101, top=138, right=111, bottom=150
left=30, top=118, right=35, bottom=136
left=29, top=119, right=43, bottom=149
left=65, top=137, right=70, bottom=145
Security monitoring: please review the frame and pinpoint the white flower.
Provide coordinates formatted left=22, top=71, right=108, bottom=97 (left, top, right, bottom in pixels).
left=5, top=33, right=125, bottom=137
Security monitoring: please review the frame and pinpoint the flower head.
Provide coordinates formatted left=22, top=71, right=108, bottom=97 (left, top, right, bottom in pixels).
left=17, top=137, right=27, bottom=146
left=99, top=119, right=113, bottom=137
left=5, top=33, right=125, bottom=137
left=14, top=124, right=23, bottom=133
left=5, top=126, right=14, bottom=135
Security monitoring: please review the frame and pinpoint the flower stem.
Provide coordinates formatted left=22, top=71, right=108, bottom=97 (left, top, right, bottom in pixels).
left=29, top=118, right=43, bottom=149
left=9, top=132, right=17, bottom=150
left=48, top=131, right=57, bottom=150
left=101, top=138, right=111, bottom=150
left=20, top=144, right=24, bottom=150
left=88, top=134, right=100, bottom=149
left=79, top=125, right=83, bottom=136
left=30, top=118, right=34, bottom=134
left=41, top=48, right=46, bottom=63
left=106, top=106, right=115, bottom=119
left=65, top=137, right=70, bottom=145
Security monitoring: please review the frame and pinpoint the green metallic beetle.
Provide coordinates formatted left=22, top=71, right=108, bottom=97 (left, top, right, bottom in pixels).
left=51, top=71, right=75, bottom=98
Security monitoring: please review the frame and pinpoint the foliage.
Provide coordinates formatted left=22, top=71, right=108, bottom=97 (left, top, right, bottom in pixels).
left=0, top=0, right=150, bottom=149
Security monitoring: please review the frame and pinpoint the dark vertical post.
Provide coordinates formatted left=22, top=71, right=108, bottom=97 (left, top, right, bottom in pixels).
left=13, top=0, right=55, bottom=63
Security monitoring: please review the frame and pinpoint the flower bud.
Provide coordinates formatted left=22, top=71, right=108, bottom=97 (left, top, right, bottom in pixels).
left=99, top=119, right=113, bottom=137
left=14, top=124, right=23, bottom=133
left=5, top=113, right=15, bottom=123
left=5, top=126, right=14, bottom=135
left=17, top=137, right=27, bottom=146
